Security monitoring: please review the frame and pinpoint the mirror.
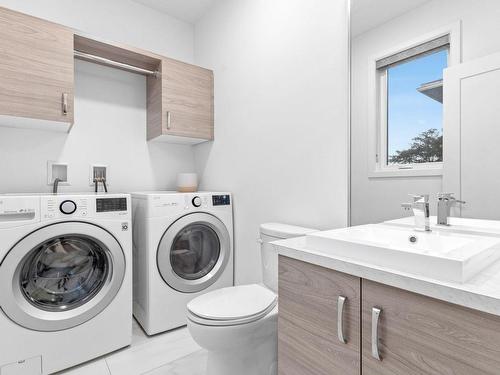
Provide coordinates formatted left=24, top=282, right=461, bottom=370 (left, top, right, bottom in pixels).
left=350, top=0, right=500, bottom=225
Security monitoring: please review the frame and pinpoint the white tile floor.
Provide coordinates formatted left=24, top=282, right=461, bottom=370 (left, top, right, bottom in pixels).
left=56, top=320, right=206, bottom=375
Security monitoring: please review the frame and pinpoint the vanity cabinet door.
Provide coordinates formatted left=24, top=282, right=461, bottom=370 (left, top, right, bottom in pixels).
left=278, top=256, right=361, bottom=375
left=147, top=57, right=213, bottom=142
left=0, top=6, right=74, bottom=126
left=362, top=279, right=500, bottom=375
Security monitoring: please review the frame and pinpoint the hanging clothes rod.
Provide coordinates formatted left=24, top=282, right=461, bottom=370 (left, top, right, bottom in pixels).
left=74, top=50, right=161, bottom=78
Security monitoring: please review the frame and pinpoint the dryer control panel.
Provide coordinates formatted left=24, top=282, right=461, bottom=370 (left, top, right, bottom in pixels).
left=141, top=192, right=232, bottom=218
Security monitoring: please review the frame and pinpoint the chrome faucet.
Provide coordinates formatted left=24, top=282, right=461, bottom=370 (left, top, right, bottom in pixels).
left=402, top=194, right=431, bottom=232
left=437, top=193, right=465, bottom=226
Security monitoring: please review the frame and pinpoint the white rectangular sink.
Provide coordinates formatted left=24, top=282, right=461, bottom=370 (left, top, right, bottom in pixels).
left=305, top=224, right=500, bottom=283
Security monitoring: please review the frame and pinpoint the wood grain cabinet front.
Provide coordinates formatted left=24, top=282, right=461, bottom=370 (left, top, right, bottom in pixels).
left=0, top=6, right=214, bottom=140
left=0, top=6, right=74, bottom=128
left=147, top=58, right=214, bottom=144
left=278, top=257, right=500, bottom=375
left=278, top=255, right=361, bottom=375
left=362, top=279, right=500, bottom=375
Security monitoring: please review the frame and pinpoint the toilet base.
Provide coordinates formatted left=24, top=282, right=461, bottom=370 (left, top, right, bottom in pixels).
left=205, top=331, right=277, bottom=375
left=188, top=305, right=278, bottom=375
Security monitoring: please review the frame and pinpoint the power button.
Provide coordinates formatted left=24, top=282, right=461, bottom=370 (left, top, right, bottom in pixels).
left=192, top=196, right=202, bottom=207
left=60, top=200, right=77, bottom=215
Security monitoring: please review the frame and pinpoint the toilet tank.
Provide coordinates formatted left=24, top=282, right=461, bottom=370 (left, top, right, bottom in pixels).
left=259, top=223, right=317, bottom=293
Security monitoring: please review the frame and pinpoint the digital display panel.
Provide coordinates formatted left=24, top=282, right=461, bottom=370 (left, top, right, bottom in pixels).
left=212, top=195, right=230, bottom=206
left=96, top=198, right=127, bottom=212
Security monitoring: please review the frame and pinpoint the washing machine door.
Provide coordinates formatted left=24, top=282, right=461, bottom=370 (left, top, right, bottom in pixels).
left=0, top=222, right=125, bottom=331
left=157, top=213, right=231, bottom=293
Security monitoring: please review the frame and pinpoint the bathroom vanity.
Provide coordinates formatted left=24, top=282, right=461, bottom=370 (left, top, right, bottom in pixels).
left=275, top=219, right=500, bottom=375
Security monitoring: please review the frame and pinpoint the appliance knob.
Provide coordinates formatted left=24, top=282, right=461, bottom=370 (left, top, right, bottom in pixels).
left=192, top=196, right=202, bottom=208
left=60, top=200, right=77, bottom=215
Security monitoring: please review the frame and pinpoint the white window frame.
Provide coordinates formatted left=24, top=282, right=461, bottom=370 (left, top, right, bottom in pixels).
left=367, top=22, right=462, bottom=178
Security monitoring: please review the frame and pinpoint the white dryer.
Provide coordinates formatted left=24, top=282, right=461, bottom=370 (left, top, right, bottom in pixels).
left=0, top=193, right=132, bottom=375
left=132, top=192, right=234, bottom=335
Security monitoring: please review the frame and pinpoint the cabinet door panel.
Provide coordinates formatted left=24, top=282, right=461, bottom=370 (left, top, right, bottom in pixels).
left=0, top=7, right=74, bottom=124
left=443, top=53, right=500, bottom=219
left=161, top=58, right=213, bottom=140
left=362, top=280, right=500, bottom=375
left=278, top=256, right=360, bottom=375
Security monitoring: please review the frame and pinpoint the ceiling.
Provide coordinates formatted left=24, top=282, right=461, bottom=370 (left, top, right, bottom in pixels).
left=133, top=0, right=432, bottom=34
left=132, top=0, right=216, bottom=24
left=351, top=0, right=432, bottom=37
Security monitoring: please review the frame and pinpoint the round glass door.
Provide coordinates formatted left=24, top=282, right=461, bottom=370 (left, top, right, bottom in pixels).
left=0, top=222, right=125, bottom=332
left=157, top=213, right=231, bottom=293
left=20, top=235, right=110, bottom=312
left=170, top=224, right=221, bottom=281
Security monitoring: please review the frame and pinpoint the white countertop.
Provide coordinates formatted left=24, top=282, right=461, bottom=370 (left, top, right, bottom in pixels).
left=273, top=235, right=500, bottom=317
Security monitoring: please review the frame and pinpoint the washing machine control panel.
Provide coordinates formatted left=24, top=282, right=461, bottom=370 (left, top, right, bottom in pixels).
left=41, top=194, right=130, bottom=220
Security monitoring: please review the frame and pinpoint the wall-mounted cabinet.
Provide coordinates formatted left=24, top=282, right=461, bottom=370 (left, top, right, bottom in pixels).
left=0, top=6, right=214, bottom=144
left=0, top=7, right=74, bottom=130
left=147, top=58, right=214, bottom=144
left=278, top=256, right=500, bottom=375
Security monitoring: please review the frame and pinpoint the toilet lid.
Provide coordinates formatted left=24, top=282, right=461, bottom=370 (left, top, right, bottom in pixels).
left=187, top=284, right=277, bottom=322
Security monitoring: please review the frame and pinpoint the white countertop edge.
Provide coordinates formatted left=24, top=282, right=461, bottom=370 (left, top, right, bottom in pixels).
left=273, top=237, right=500, bottom=317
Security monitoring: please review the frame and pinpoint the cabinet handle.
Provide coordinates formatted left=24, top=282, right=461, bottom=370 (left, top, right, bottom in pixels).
left=62, top=93, right=68, bottom=115
left=166, top=111, right=171, bottom=129
left=371, top=307, right=382, bottom=361
left=337, top=296, right=347, bottom=344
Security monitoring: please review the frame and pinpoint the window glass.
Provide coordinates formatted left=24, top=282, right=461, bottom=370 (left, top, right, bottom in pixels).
left=386, top=48, right=448, bottom=165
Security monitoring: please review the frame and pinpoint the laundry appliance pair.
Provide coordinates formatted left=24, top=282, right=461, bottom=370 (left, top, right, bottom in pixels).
left=0, top=191, right=234, bottom=374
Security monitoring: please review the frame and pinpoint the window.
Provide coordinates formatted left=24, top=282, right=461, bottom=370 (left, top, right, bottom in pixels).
left=376, top=36, right=449, bottom=172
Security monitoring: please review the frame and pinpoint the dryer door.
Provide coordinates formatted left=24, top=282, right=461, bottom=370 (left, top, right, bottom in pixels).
left=157, top=213, right=231, bottom=293
left=0, top=222, right=125, bottom=331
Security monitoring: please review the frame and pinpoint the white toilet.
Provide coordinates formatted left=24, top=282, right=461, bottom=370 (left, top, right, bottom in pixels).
left=187, top=223, right=317, bottom=375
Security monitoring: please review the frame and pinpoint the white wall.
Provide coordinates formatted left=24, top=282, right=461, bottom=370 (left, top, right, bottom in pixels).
left=351, top=0, right=500, bottom=225
left=193, top=0, right=350, bottom=284
left=0, top=0, right=196, bottom=194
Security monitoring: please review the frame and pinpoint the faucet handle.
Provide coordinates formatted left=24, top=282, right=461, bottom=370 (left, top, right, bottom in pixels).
left=437, top=192, right=466, bottom=204
left=409, top=194, right=429, bottom=203
left=437, top=192, right=455, bottom=200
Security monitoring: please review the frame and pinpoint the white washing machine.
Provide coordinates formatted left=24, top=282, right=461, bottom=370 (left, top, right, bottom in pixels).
left=0, top=193, right=132, bottom=375
left=132, top=191, right=234, bottom=335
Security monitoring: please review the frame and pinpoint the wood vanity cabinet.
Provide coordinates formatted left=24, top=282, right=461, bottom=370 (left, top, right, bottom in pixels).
left=278, top=256, right=361, bottom=375
left=0, top=6, right=74, bottom=127
left=278, top=257, right=500, bottom=375
left=362, top=280, right=500, bottom=375
left=147, top=58, right=214, bottom=143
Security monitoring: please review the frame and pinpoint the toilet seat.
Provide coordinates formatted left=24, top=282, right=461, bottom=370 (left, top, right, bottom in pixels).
left=187, top=284, right=277, bottom=326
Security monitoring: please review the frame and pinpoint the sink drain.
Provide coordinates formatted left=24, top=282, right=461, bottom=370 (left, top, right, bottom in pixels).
left=408, top=235, right=418, bottom=243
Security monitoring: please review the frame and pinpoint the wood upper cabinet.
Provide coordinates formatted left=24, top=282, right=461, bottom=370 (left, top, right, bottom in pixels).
left=147, top=57, right=214, bottom=143
left=362, top=279, right=500, bottom=375
left=0, top=6, right=74, bottom=127
left=278, top=256, right=361, bottom=375
left=0, top=6, right=213, bottom=140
